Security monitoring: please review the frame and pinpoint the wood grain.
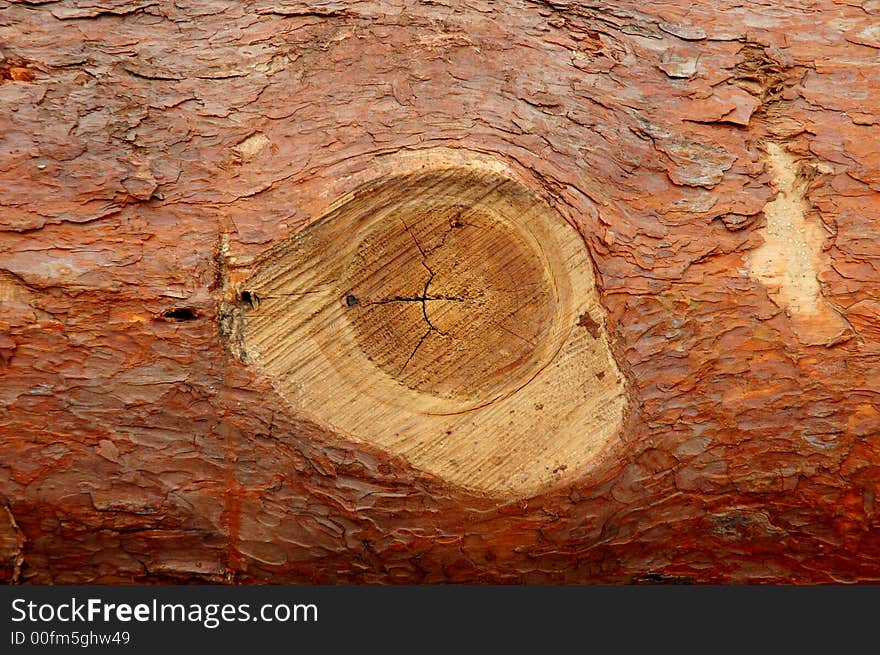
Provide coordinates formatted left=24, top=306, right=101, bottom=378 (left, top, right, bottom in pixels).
left=237, top=166, right=627, bottom=495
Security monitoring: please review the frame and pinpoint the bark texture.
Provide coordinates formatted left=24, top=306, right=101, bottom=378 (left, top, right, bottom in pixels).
left=1, top=0, right=879, bottom=583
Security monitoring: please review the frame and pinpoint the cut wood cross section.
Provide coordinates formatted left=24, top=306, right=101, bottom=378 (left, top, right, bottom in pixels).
left=237, top=166, right=628, bottom=496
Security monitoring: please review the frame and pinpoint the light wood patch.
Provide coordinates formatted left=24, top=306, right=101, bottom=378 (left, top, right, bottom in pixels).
left=748, top=143, right=852, bottom=346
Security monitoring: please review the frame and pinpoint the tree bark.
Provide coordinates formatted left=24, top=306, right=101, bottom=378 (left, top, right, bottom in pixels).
left=1, top=0, right=879, bottom=583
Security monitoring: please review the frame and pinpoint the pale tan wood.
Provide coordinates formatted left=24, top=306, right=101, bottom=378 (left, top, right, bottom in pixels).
left=747, top=143, right=851, bottom=346
left=232, top=163, right=627, bottom=496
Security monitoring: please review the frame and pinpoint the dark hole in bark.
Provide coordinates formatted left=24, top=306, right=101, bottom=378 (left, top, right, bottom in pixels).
left=162, top=307, right=199, bottom=321
left=345, top=294, right=358, bottom=307
left=241, top=290, right=260, bottom=309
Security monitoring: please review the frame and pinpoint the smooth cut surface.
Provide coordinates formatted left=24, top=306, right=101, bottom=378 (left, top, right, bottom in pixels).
left=240, top=166, right=627, bottom=496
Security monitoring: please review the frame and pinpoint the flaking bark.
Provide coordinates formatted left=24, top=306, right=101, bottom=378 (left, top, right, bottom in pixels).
left=1, top=0, right=879, bottom=583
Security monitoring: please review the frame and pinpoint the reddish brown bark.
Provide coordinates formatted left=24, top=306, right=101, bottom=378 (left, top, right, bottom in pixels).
left=1, top=0, right=879, bottom=583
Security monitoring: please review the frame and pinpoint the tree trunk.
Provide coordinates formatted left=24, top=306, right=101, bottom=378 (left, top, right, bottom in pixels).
left=1, top=0, right=879, bottom=583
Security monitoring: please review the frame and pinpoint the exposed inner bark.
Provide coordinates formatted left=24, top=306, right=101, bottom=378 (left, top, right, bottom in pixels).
left=747, top=143, right=851, bottom=346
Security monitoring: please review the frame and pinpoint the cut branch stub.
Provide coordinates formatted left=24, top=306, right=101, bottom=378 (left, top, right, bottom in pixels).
left=240, top=166, right=628, bottom=497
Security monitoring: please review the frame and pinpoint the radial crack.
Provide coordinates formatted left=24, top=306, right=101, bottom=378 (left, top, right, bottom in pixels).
left=421, top=272, right=438, bottom=332
left=493, top=321, right=536, bottom=347
left=361, top=294, right=463, bottom=306
left=401, top=219, right=427, bottom=259
left=400, top=328, right=431, bottom=374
